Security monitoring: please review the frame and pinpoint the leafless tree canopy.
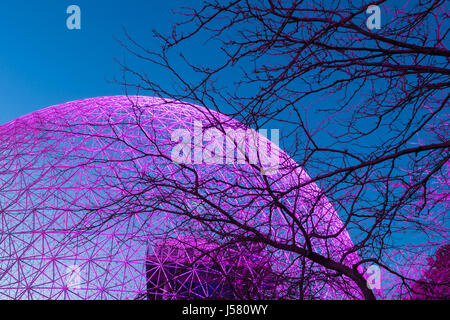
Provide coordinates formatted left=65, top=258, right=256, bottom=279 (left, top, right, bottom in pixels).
left=106, top=0, right=448, bottom=299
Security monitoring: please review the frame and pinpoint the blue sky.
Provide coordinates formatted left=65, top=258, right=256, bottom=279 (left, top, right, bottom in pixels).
left=1, top=0, right=445, bottom=225
left=0, top=0, right=200, bottom=124
left=1, top=1, right=446, bottom=289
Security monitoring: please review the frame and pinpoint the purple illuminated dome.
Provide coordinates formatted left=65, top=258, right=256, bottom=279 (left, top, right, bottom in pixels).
left=0, top=96, right=359, bottom=299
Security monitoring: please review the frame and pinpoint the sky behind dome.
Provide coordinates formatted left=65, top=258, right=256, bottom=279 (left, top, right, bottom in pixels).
left=0, top=0, right=433, bottom=127
left=1, top=1, right=446, bottom=290
left=0, top=0, right=205, bottom=125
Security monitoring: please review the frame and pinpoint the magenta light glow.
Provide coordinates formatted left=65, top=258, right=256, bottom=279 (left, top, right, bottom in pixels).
left=0, top=96, right=360, bottom=299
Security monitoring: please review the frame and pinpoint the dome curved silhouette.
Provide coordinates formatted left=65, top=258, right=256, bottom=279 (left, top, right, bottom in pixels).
left=0, top=96, right=359, bottom=299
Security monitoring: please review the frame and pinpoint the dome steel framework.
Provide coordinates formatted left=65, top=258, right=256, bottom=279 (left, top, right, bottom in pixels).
left=0, top=96, right=360, bottom=299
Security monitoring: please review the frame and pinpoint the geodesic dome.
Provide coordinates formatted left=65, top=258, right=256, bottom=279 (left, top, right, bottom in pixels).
left=0, top=96, right=360, bottom=299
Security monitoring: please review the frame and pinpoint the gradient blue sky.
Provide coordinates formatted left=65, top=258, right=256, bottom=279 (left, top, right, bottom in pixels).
left=0, top=0, right=204, bottom=124
left=1, top=0, right=445, bottom=275
left=0, top=0, right=429, bottom=127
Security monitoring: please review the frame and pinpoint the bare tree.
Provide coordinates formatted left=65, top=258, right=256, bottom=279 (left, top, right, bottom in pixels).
left=0, top=0, right=447, bottom=300
left=408, top=243, right=450, bottom=299
left=109, top=0, right=449, bottom=299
